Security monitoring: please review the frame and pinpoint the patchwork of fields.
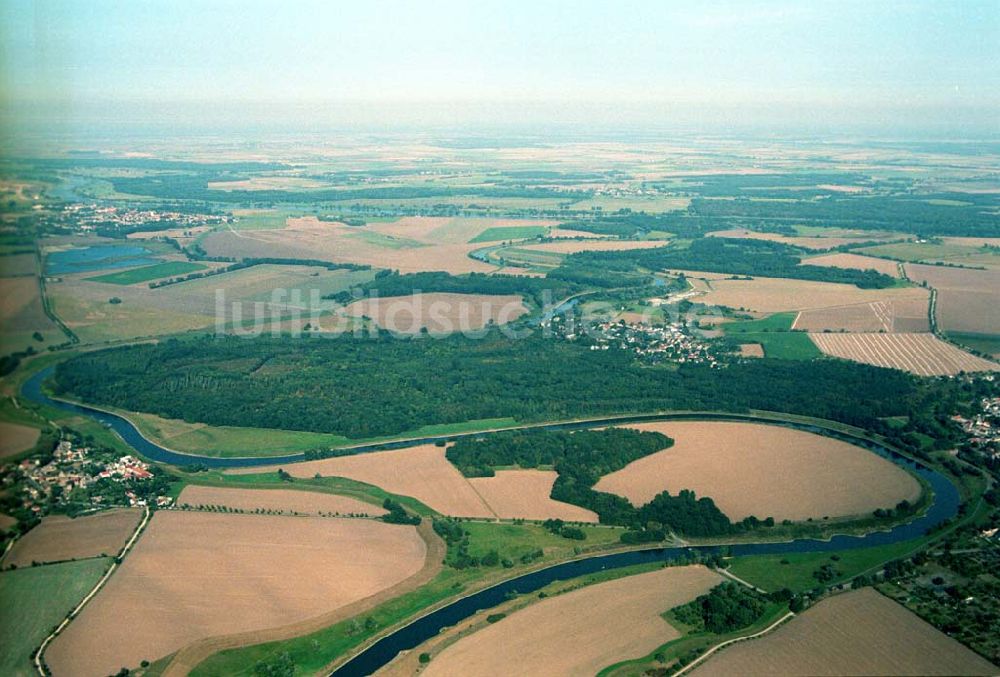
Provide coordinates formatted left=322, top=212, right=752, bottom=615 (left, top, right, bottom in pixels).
left=343, top=292, right=527, bottom=334
left=810, top=332, right=997, bottom=376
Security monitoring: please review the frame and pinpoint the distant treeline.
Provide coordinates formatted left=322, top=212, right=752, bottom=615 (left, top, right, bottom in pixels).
left=447, top=428, right=763, bottom=536
left=325, top=270, right=580, bottom=307
left=569, top=238, right=897, bottom=288
left=107, top=172, right=587, bottom=204
left=51, top=331, right=963, bottom=457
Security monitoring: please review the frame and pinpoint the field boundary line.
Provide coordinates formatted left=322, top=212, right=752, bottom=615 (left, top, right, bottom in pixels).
left=34, top=505, right=151, bottom=677
left=672, top=610, right=796, bottom=677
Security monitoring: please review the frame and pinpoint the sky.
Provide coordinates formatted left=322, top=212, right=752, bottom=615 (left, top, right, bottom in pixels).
left=1, top=0, right=998, bottom=136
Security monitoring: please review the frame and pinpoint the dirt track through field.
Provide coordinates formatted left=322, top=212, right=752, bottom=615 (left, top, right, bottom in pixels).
left=468, top=470, right=598, bottom=522
left=4, top=508, right=141, bottom=568
left=810, top=332, right=997, bottom=375
left=46, top=511, right=429, bottom=677
left=691, top=588, right=998, bottom=676
left=421, top=565, right=723, bottom=677
left=176, top=485, right=385, bottom=516
left=594, top=422, right=920, bottom=521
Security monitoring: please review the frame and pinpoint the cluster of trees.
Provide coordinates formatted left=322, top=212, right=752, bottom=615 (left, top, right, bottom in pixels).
left=381, top=498, right=421, bottom=525
left=542, top=518, right=586, bottom=540
left=52, top=331, right=953, bottom=452
left=570, top=238, right=896, bottom=289
left=670, top=582, right=768, bottom=633
left=432, top=518, right=506, bottom=569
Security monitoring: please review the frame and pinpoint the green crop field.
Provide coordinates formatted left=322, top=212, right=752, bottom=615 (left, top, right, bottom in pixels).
left=724, top=312, right=797, bottom=333
left=723, top=313, right=820, bottom=359
left=86, top=261, right=207, bottom=285
left=469, top=226, right=548, bottom=243
left=0, top=558, right=111, bottom=676
left=733, top=332, right=821, bottom=359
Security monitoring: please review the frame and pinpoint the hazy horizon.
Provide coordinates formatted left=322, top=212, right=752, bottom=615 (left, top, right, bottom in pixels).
left=2, top=0, right=998, bottom=143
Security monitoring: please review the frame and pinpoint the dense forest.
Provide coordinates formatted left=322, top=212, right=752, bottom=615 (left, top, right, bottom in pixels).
left=448, top=428, right=757, bottom=535
left=325, top=270, right=581, bottom=307
left=569, top=238, right=896, bottom=288
left=51, top=331, right=963, bottom=458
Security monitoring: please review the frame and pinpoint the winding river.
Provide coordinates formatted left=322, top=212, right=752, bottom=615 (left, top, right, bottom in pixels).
left=20, top=365, right=961, bottom=676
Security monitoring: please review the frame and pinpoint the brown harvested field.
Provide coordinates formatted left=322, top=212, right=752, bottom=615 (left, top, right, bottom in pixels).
left=593, top=422, right=920, bottom=521
left=467, top=470, right=598, bottom=522
left=803, top=253, right=901, bottom=277
left=0, top=513, right=15, bottom=531
left=691, top=588, right=998, bottom=676
left=0, top=421, right=40, bottom=459
left=707, top=228, right=893, bottom=250
left=518, top=239, right=667, bottom=254
left=548, top=227, right=610, bottom=239
left=738, top=343, right=765, bottom=357
left=905, top=264, right=1000, bottom=335
left=0, top=275, right=62, bottom=351
left=46, top=511, right=427, bottom=677
left=176, top=485, right=385, bottom=516
left=697, top=275, right=929, bottom=314
left=200, top=216, right=554, bottom=274
left=792, top=298, right=929, bottom=332
left=422, top=565, right=723, bottom=677
left=343, top=292, right=527, bottom=334
left=230, top=444, right=495, bottom=518
left=810, top=333, right=997, bottom=376
left=4, top=508, right=141, bottom=568
left=941, top=236, right=1000, bottom=248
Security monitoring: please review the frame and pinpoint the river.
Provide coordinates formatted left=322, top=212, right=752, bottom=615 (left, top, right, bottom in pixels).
left=19, top=365, right=960, bottom=676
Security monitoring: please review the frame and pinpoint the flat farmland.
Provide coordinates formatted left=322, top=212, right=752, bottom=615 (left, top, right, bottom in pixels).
left=0, top=558, right=111, bottom=677
left=467, top=470, right=598, bottom=522
left=343, top=292, right=527, bottom=334
left=691, top=588, right=998, bottom=676
left=4, top=508, right=141, bottom=568
left=231, top=444, right=495, bottom=518
left=593, top=422, right=920, bottom=522
left=809, top=332, right=997, bottom=375
left=0, top=421, right=39, bottom=459
left=86, top=260, right=207, bottom=285
left=45, top=511, right=427, bottom=677
left=200, top=216, right=499, bottom=274
left=422, top=565, right=723, bottom=677
left=803, top=252, right=901, bottom=277
left=697, top=275, right=929, bottom=314
left=0, top=275, right=62, bottom=352
left=48, top=263, right=373, bottom=342
left=905, top=263, right=1000, bottom=336
left=792, top=298, right=929, bottom=332
left=468, top=225, right=548, bottom=243
left=738, top=343, right=764, bottom=357
left=176, top=485, right=386, bottom=516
